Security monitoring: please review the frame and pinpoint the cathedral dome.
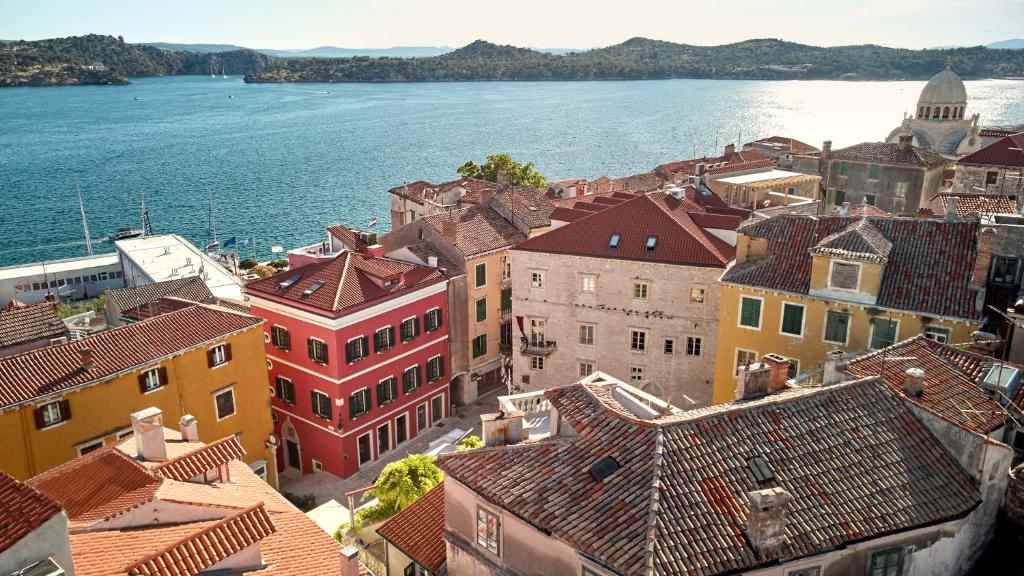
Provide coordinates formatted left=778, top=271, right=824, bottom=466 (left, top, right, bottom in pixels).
left=918, top=68, right=967, bottom=106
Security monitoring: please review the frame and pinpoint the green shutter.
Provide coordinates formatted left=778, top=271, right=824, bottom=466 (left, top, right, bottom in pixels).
left=839, top=162, right=848, bottom=176
left=476, top=298, right=487, bottom=322
left=740, top=297, right=761, bottom=328
left=476, top=263, right=486, bottom=287
left=868, top=164, right=880, bottom=180
left=501, top=288, right=512, bottom=311
left=825, top=310, right=849, bottom=343
left=781, top=304, right=804, bottom=335
left=835, top=190, right=846, bottom=205
left=871, top=319, right=898, bottom=349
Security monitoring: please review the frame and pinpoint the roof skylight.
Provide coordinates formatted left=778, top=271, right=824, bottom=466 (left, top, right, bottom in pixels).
left=609, top=233, right=621, bottom=249
left=279, top=274, right=302, bottom=289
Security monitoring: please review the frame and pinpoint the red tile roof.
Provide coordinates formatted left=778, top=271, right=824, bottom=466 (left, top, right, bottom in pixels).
left=843, top=336, right=1008, bottom=433
left=722, top=215, right=984, bottom=320
left=377, top=483, right=446, bottom=572
left=107, top=277, right=215, bottom=313
left=0, top=471, right=62, bottom=554
left=327, top=224, right=369, bottom=252
left=438, top=379, right=980, bottom=576
left=959, top=133, right=1024, bottom=167
left=153, top=436, right=247, bottom=482
left=745, top=136, right=819, bottom=154
left=656, top=148, right=776, bottom=178
left=810, top=219, right=893, bottom=263
left=931, top=193, right=1019, bottom=217
left=0, top=305, right=262, bottom=410
left=246, top=251, right=446, bottom=315
left=980, top=129, right=1020, bottom=138
left=513, top=192, right=738, bottom=268
left=0, top=301, right=69, bottom=349
left=124, top=502, right=276, bottom=576
left=387, top=178, right=498, bottom=203
left=831, top=142, right=947, bottom=167
left=833, top=203, right=892, bottom=217
left=419, top=205, right=526, bottom=257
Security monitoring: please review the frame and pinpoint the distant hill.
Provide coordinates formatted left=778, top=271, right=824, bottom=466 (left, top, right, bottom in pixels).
left=143, top=42, right=576, bottom=58
left=988, top=39, right=1024, bottom=50
left=145, top=42, right=249, bottom=53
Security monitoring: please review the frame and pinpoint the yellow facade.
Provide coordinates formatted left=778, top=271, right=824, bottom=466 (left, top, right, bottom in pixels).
left=466, top=250, right=511, bottom=380
left=711, top=284, right=981, bottom=403
left=0, top=326, right=276, bottom=486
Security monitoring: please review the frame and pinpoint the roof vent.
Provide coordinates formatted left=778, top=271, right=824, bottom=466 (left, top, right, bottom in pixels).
left=590, top=455, right=620, bottom=482
left=79, top=347, right=95, bottom=371
left=302, top=280, right=325, bottom=296
left=747, top=456, right=775, bottom=485
left=279, top=274, right=302, bottom=289
left=646, top=236, right=658, bottom=251
left=608, top=233, right=621, bottom=249
left=902, top=367, right=925, bottom=397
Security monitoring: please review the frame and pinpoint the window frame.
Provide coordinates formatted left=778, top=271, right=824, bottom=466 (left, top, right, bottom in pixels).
left=828, top=260, right=861, bottom=291
left=686, top=336, right=702, bottom=357
left=578, top=361, right=595, bottom=378
left=475, top=297, right=487, bottom=323
left=424, top=307, right=443, bottom=332
left=377, top=376, right=398, bottom=407
left=76, top=438, right=105, bottom=456
left=923, top=325, right=952, bottom=344
left=779, top=301, right=806, bottom=337
left=867, top=164, right=880, bottom=181
left=530, top=355, right=544, bottom=370
left=870, top=318, right=900, bottom=350
left=738, top=295, right=764, bottom=330
left=308, top=336, right=329, bottom=365
left=209, top=344, right=228, bottom=367
left=426, top=354, right=445, bottom=382
left=630, top=365, right=644, bottom=383
left=630, top=329, right=647, bottom=352
left=141, top=367, right=163, bottom=393
left=663, top=338, right=675, bottom=355
left=476, top=506, right=501, bottom=556
left=311, top=390, right=333, bottom=420
left=735, top=348, right=758, bottom=375
left=474, top=262, right=487, bottom=288
left=472, top=333, right=488, bottom=358
left=400, top=316, right=421, bottom=342
left=530, top=270, right=544, bottom=289
left=213, top=386, right=236, bottom=421
left=349, top=387, right=372, bottom=419
left=689, top=286, right=706, bottom=304
left=868, top=547, right=904, bottom=576
left=374, top=325, right=396, bottom=353
left=270, top=325, right=291, bottom=351
left=403, top=364, right=422, bottom=394
left=345, top=335, right=369, bottom=364
left=377, top=421, right=391, bottom=455
left=275, top=375, right=296, bottom=405
left=823, top=309, right=851, bottom=345
left=580, top=274, right=597, bottom=294
left=578, top=323, right=595, bottom=346
left=633, top=281, right=649, bottom=300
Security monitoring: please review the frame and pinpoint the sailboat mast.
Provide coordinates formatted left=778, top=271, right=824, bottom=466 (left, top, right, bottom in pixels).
left=77, top=179, right=93, bottom=256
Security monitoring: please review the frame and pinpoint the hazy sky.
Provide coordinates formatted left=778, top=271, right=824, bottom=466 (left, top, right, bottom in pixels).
left=3, top=0, right=1022, bottom=49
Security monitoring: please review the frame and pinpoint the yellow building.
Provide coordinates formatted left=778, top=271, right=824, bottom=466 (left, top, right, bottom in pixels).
left=0, top=303, right=276, bottom=486
left=713, top=214, right=991, bottom=403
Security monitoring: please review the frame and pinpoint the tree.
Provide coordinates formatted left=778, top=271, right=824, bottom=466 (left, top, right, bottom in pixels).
left=354, top=454, right=442, bottom=525
left=457, top=435, right=483, bottom=450
left=457, top=153, right=546, bottom=188
left=238, top=258, right=258, bottom=270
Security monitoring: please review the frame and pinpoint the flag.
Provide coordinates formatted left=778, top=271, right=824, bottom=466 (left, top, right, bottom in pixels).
left=237, top=237, right=252, bottom=248
left=205, top=241, right=219, bottom=250
left=221, top=236, right=237, bottom=249
left=368, top=217, right=378, bottom=227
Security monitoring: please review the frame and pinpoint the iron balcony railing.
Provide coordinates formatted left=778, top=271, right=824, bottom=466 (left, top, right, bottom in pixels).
left=521, top=338, right=557, bottom=356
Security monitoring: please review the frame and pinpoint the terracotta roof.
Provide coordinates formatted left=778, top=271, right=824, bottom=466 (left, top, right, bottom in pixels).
left=153, top=436, right=247, bottom=482
left=121, top=296, right=198, bottom=322
left=124, top=503, right=276, bottom=576
left=979, top=129, right=1021, bottom=138
left=833, top=203, right=892, bottom=217
left=0, top=305, right=262, bottom=410
left=586, top=173, right=662, bottom=195
left=387, top=180, right=435, bottom=203
left=745, top=136, right=819, bottom=154
left=377, top=484, right=446, bottom=572
left=107, top=277, right=215, bottom=312
left=549, top=191, right=633, bottom=209
left=420, top=205, right=526, bottom=257
left=843, top=336, right=1008, bottom=433
left=931, top=193, right=1019, bottom=217
left=513, top=192, right=737, bottom=268
left=830, top=142, right=947, bottom=167
left=722, top=215, right=984, bottom=320
left=656, top=148, right=776, bottom=178
left=401, top=241, right=463, bottom=274
left=959, top=133, right=1024, bottom=167
left=0, top=471, right=62, bottom=554
left=327, top=224, right=369, bottom=251
left=490, top=187, right=555, bottom=230
left=0, top=301, right=69, bottom=348
left=387, top=178, right=498, bottom=203
left=246, top=251, right=445, bottom=316
left=439, top=379, right=979, bottom=576
left=28, top=446, right=161, bottom=526
left=810, top=219, right=893, bottom=263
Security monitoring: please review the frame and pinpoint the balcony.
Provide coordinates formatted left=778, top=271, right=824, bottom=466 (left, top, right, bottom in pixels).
left=521, top=338, right=557, bottom=356
left=500, top=275, right=512, bottom=288
left=499, top=307, right=512, bottom=322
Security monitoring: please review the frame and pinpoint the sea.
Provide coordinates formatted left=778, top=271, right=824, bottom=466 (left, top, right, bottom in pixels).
left=1, top=76, right=1023, bottom=267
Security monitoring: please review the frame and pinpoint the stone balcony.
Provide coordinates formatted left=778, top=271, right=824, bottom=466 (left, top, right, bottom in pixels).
left=499, top=307, right=512, bottom=322
left=521, top=338, right=557, bottom=356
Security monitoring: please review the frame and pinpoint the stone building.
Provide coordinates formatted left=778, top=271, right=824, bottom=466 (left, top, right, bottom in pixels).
left=743, top=135, right=819, bottom=169
left=885, top=64, right=983, bottom=157
left=824, top=137, right=947, bottom=213
left=509, top=191, right=741, bottom=407
left=388, top=177, right=498, bottom=231
left=951, top=132, right=1024, bottom=201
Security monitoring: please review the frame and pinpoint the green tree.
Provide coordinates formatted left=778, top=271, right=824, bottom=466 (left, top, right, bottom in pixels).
left=354, top=454, right=442, bottom=525
left=57, top=291, right=108, bottom=319
left=457, top=153, right=546, bottom=188
left=457, top=435, right=483, bottom=451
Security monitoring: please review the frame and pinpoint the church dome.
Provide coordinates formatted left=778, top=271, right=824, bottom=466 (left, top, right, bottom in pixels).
left=918, top=67, right=967, bottom=106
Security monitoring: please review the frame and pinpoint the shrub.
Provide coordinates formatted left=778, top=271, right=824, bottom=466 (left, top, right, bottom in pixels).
left=457, top=435, right=483, bottom=451
left=269, top=258, right=289, bottom=270
left=238, top=258, right=258, bottom=270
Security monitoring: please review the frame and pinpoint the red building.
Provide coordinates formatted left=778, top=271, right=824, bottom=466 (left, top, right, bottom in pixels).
left=246, top=234, right=450, bottom=479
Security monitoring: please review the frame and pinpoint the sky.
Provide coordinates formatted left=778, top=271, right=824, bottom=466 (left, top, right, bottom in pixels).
left=2, top=0, right=1022, bottom=50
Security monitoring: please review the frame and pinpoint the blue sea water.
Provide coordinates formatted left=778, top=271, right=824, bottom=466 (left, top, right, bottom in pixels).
left=1, top=76, right=1023, bottom=267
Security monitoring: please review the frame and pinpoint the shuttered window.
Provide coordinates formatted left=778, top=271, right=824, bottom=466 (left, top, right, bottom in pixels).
left=424, top=308, right=443, bottom=332
left=349, top=389, right=371, bottom=419
left=824, top=310, right=850, bottom=344
left=34, top=400, right=70, bottom=429
left=374, top=326, right=396, bottom=353
left=138, top=367, right=167, bottom=393
left=271, top=326, right=291, bottom=350
left=476, top=297, right=487, bottom=322
left=275, top=376, right=295, bottom=404
left=427, top=356, right=445, bottom=382
left=475, top=263, right=487, bottom=288
left=870, top=318, right=899, bottom=350
left=781, top=303, right=805, bottom=336
left=377, top=377, right=398, bottom=406
left=345, top=336, right=369, bottom=363
left=400, top=317, right=421, bottom=341
left=308, top=338, right=329, bottom=364
left=403, top=365, right=422, bottom=393
left=830, top=262, right=859, bottom=290
left=739, top=297, right=762, bottom=329
left=311, top=391, right=332, bottom=420
left=472, top=334, right=487, bottom=358
left=208, top=343, right=232, bottom=367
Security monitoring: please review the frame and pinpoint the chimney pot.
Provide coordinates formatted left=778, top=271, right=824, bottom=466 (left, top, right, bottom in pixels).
left=340, top=545, right=361, bottom=576
left=839, top=201, right=851, bottom=216
left=823, top=350, right=847, bottom=386
left=945, top=196, right=961, bottom=221
left=747, top=487, right=793, bottom=555
left=902, top=367, right=926, bottom=397
left=131, top=407, right=168, bottom=462
left=365, top=244, right=384, bottom=258
left=761, top=354, right=791, bottom=393
left=79, top=347, right=95, bottom=371
left=427, top=256, right=439, bottom=268
left=179, top=414, right=199, bottom=442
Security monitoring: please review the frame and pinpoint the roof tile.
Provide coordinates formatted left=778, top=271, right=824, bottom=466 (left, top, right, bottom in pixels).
left=831, top=142, right=947, bottom=167
left=0, top=471, right=63, bottom=553
left=0, top=302, right=69, bottom=349
left=377, top=484, right=446, bottom=571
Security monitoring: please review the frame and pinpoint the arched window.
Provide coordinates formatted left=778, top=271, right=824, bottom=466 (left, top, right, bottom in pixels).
left=942, top=106, right=950, bottom=119
left=919, top=106, right=925, bottom=117
left=934, top=107, right=942, bottom=119
left=925, top=106, right=931, bottom=118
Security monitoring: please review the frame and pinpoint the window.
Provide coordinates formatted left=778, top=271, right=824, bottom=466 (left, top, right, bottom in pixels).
left=580, top=275, right=596, bottom=293
left=780, top=303, right=805, bottom=336
left=472, top=334, right=488, bottom=358
left=214, top=388, right=235, bottom=420
left=378, top=423, right=391, bottom=454
left=664, top=338, right=675, bottom=355
left=374, top=326, right=396, bottom=352
left=579, top=362, right=594, bottom=378
left=377, top=377, right=398, bottom=407
left=579, top=324, right=594, bottom=345
left=349, top=388, right=371, bottom=419
left=869, top=548, right=903, bottom=576
left=501, top=255, right=511, bottom=281
left=986, top=171, right=999, bottom=186
left=208, top=344, right=230, bottom=367
left=630, top=366, right=643, bottom=383
left=271, top=325, right=291, bottom=351
left=35, top=400, right=69, bottom=429
left=686, top=336, right=702, bottom=356
left=736, top=349, right=758, bottom=374
left=501, top=322, right=513, bottom=348
left=530, top=355, right=544, bottom=370
left=787, top=358, right=800, bottom=379
left=839, top=162, right=848, bottom=176
left=830, top=262, right=859, bottom=290
left=893, top=181, right=908, bottom=208
left=992, top=256, right=1019, bottom=284
left=630, top=329, right=647, bottom=351
left=424, top=308, right=443, bottom=331
left=403, top=365, right=422, bottom=393
left=870, top=318, right=899, bottom=350
left=531, top=271, right=544, bottom=288
left=865, top=193, right=876, bottom=206
left=78, top=439, right=104, bottom=456
left=868, top=164, right=880, bottom=180
left=477, top=507, right=501, bottom=555
left=400, top=317, right=421, bottom=341
left=645, top=236, right=658, bottom=251
left=475, top=297, right=487, bottom=322
left=739, top=296, right=762, bottom=329
left=608, top=233, right=621, bottom=249
left=345, top=336, right=369, bottom=363
left=923, top=325, right=952, bottom=344
left=834, top=190, right=846, bottom=205
left=312, top=391, right=333, bottom=420
left=633, top=282, right=649, bottom=300
left=824, top=310, right=850, bottom=344
left=529, top=318, right=547, bottom=346
left=426, top=355, right=445, bottom=381
left=274, top=376, right=295, bottom=404
left=787, top=567, right=821, bottom=576
left=475, top=262, right=487, bottom=288
left=308, top=337, right=329, bottom=364
left=690, top=287, right=705, bottom=304
left=139, top=367, right=164, bottom=393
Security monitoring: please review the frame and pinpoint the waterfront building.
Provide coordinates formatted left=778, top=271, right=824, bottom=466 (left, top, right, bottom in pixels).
left=104, top=274, right=215, bottom=326
left=709, top=168, right=821, bottom=210
left=885, top=64, right=984, bottom=157
left=436, top=369, right=1010, bottom=576
left=388, top=177, right=498, bottom=231
left=0, top=407, right=348, bottom=576
left=742, top=135, right=819, bottom=168
left=0, top=300, right=70, bottom=358
left=115, top=233, right=244, bottom=301
left=0, top=252, right=124, bottom=307
left=655, top=144, right=776, bottom=183
left=510, top=190, right=741, bottom=407
left=0, top=304, right=275, bottom=485
left=245, top=242, right=451, bottom=479
left=712, top=213, right=990, bottom=403
left=950, top=132, right=1024, bottom=202
left=823, top=137, right=947, bottom=213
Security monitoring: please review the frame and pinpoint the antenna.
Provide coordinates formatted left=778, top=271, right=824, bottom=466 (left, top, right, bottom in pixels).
left=141, top=188, right=153, bottom=237
left=77, top=179, right=93, bottom=256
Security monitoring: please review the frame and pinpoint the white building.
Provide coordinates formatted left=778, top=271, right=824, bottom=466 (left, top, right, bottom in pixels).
left=886, top=64, right=983, bottom=157
left=0, top=253, right=124, bottom=306
left=115, top=234, right=243, bottom=301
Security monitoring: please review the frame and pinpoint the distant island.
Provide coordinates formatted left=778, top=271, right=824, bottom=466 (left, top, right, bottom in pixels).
left=2, top=34, right=1024, bottom=87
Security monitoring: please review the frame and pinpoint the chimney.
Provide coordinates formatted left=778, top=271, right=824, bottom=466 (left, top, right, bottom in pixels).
left=838, top=201, right=851, bottom=216
left=496, top=170, right=508, bottom=188
left=747, top=487, right=793, bottom=556
left=442, top=217, right=457, bottom=239
left=971, top=227, right=996, bottom=285
left=365, top=244, right=384, bottom=258
left=179, top=414, right=199, bottom=442
left=761, top=354, right=791, bottom=393
left=917, top=207, right=934, bottom=218
left=819, top=140, right=832, bottom=176
left=427, top=256, right=438, bottom=268
left=480, top=189, right=494, bottom=207
left=340, top=545, right=361, bottom=576
left=481, top=410, right=525, bottom=447
left=79, top=347, right=95, bottom=371
left=131, top=407, right=168, bottom=462
left=696, top=163, right=707, bottom=177
left=902, top=368, right=925, bottom=397
left=823, top=350, right=847, bottom=386
left=724, top=143, right=736, bottom=156
left=736, top=362, right=771, bottom=400
left=899, top=133, right=914, bottom=150
left=945, top=196, right=961, bottom=221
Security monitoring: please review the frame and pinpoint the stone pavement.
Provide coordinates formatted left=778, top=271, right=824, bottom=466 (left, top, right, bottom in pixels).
left=279, top=387, right=503, bottom=507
